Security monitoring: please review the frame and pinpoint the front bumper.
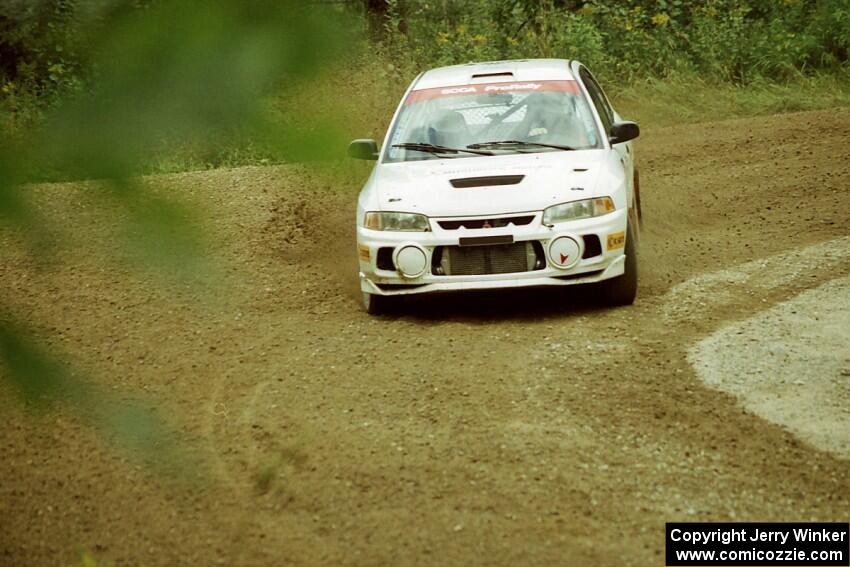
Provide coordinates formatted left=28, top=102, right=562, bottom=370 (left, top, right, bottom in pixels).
left=358, top=208, right=628, bottom=296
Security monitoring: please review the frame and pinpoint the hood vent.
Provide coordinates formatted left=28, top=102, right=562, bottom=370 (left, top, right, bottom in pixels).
left=450, top=175, right=524, bottom=188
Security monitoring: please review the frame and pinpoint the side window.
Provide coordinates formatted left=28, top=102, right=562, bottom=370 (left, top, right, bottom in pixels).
left=579, top=68, right=614, bottom=135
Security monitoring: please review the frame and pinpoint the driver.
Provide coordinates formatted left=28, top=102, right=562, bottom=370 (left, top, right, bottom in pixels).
left=428, top=110, right=470, bottom=148
left=517, top=92, right=591, bottom=147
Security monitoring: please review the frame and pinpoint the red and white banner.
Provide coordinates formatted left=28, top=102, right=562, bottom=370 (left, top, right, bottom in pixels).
left=405, top=80, right=579, bottom=105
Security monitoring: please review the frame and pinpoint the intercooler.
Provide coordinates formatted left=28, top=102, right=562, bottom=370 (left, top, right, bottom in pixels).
left=433, top=241, right=544, bottom=276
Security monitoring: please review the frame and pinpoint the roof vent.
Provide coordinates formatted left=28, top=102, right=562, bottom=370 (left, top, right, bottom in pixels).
left=471, top=71, right=514, bottom=80
left=450, top=175, right=524, bottom=188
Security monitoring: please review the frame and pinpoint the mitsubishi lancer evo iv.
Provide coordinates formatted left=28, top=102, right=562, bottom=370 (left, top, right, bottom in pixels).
left=348, top=59, right=642, bottom=315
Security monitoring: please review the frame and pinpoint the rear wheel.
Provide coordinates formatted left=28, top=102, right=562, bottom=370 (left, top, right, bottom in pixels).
left=597, top=223, right=638, bottom=306
left=362, top=292, right=395, bottom=315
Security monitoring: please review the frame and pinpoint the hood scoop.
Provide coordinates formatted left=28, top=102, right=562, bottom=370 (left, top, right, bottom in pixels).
left=450, top=175, right=525, bottom=188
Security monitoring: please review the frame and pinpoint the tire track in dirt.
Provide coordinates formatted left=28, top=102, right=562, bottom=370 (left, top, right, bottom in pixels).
left=663, top=236, right=850, bottom=327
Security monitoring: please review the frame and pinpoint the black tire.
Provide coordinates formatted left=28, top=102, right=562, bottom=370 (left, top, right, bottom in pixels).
left=362, top=292, right=395, bottom=315
left=597, top=223, right=638, bottom=306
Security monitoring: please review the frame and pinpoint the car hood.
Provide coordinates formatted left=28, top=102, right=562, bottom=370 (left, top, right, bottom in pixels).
left=370, top=150, right=610, bottom=217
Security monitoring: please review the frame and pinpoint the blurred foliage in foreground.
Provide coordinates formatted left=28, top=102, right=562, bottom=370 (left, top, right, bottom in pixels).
left=0, top=0, right=355, bottom=463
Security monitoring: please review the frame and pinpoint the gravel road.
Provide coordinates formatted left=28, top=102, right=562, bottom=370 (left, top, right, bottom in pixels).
left=1, top=108, right=849, bottom=566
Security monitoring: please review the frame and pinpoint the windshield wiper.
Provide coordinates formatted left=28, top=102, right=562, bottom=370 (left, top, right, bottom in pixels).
left=392, top=142, right=493, bottom=156
left=467, top=140, right=577, bottom=151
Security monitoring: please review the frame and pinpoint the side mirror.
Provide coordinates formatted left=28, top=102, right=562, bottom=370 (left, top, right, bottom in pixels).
left=609, top=121, right=640, bottom=145
left=348, top=139, right=379, bottom=160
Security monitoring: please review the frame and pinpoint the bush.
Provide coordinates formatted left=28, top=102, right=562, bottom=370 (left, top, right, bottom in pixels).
left=373, top=0, right=849, bottom=85
left=0, top=0, right=91, bottom=97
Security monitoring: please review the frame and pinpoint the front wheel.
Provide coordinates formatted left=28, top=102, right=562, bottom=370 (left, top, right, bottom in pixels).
left=362, top=292, right=395, bottom=315
left=597, top=224, right=638, bottom=306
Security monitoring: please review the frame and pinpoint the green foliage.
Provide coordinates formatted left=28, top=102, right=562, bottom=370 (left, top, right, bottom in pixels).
left=77, top=548, right=117, bottom=567
left=1, top=0, right=354, bottom=248
left=0, top=0, right=115, bottom=132
left=371, top=0, right=850, bottom=85
left=0, top=0, right=356, bottom=469
left=0, top=0, right=86, bottom=94
left=613, top=70, right=850, bottom=126
left=0, top=321, right=184, bottom=472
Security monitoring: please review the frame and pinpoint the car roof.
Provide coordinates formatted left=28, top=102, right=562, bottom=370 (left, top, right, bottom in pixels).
left=412, top=59, right=576, bottom=91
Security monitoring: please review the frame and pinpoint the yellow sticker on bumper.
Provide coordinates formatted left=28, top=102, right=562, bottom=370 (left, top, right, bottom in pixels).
left=607, top=231, right=625, bottom=250
left=358, top=244, right=370, bottom=261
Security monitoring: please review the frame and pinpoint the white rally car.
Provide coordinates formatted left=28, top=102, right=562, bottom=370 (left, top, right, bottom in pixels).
left=349, top=59, right=642, bottom=314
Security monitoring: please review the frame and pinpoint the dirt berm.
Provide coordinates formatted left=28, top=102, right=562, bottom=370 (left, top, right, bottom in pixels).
left=1, top=108, right=849, bottom=566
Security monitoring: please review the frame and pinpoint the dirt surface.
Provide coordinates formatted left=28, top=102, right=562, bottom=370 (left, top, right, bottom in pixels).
left=2, top=108, right=850, bottom=566
left=688, top=247, right=850, bottom=458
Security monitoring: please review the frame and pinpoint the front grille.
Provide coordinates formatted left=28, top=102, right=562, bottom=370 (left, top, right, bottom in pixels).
left=437, top=215, right=534, bottom=230
left=433, top=241, right=544, bottom=276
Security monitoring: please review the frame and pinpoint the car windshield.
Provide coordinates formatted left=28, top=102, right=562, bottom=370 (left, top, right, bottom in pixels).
left=384, top=80, right=602, bottom=162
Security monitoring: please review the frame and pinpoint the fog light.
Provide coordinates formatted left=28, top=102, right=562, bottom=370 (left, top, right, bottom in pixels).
left=394, top=245, right=428, bottom=278
left=548, top=236, right=581, bottom=269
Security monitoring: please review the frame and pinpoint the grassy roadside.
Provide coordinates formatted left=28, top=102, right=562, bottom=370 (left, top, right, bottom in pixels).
left=165, top=67, right=849, bottom=174
left=151, top=66, right=850, bottom=173
left=5, top=65, right=850, bottom=177
left=612, top=71, right=850, bottom=127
